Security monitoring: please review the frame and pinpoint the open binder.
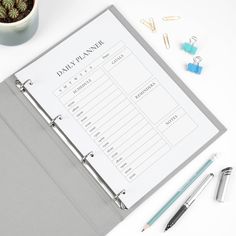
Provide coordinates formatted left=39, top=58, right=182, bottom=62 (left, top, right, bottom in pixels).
left=0, top=6, right=226, bottom=236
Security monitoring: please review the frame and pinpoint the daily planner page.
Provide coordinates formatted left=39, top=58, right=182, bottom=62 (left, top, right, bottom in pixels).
left=16, top=8, right=223, bottom=208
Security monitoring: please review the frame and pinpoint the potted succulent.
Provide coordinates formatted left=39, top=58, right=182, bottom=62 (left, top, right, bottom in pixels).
left=0, top=0, right=38, bottom=46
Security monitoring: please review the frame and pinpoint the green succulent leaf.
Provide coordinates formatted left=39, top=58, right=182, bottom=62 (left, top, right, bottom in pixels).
left=0, top=5, right=7, bottom=19
left=8, top=7, right=19, bottom=19
left=2, top=0, right=15, bottom=10
left=17, top=1, right=27, bottom=12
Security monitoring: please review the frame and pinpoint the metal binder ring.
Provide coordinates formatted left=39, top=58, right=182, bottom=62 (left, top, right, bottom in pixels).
left=17, top=79, right=33, bottom=91
left=114, top=189, right=127, bottom=210
left=49, top=115, right=62, bottom=127
left=119, top=202, right=127, bottom=210
left=114, top=189, right=126, bottom=200
left=82, top=151, right=94, bottom=163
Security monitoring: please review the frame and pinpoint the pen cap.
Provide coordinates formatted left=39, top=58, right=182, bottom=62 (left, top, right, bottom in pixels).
left=216, top=167, right=233, bottom=202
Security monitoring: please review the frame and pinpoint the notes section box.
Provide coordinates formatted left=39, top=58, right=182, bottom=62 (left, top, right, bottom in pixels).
left=158, top=108, right=198, bottom=145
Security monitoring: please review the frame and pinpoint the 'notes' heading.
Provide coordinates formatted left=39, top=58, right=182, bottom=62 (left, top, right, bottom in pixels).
left=56, top=40, right=104, bottom=77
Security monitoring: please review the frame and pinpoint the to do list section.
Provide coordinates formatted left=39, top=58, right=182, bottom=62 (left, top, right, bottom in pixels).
left=55, top=44, right=197, bottom=181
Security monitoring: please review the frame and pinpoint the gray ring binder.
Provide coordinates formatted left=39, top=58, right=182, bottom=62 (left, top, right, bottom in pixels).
left=1, top=6, right=227, bottom=236
left=15, top=78, right=128, bottom=210
left=13, top=5, right=226, bottom=213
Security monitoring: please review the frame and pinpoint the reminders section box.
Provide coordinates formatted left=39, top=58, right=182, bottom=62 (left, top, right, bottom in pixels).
left=136, top=84, right=178, bottom=124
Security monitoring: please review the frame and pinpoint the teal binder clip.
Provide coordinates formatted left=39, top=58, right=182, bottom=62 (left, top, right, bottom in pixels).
left=182, top=36, right=198, bottom=55
left=187, top=56, right=203, bottom=74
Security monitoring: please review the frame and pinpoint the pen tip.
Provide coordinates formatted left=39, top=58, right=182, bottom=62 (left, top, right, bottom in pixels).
left=164, top=226, right=170, bottom=232
left=141, top=224, right=150, bottom=232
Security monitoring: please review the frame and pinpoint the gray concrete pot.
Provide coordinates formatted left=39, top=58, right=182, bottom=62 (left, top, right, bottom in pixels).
left=0, top=0, right=38, bottom=46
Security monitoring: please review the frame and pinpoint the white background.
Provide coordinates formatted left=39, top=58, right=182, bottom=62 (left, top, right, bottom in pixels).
left=0, top=0, right=235, bottom=235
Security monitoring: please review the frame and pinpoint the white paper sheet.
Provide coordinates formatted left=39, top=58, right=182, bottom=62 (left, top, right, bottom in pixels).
left=16, top=9, right=219, bottom=208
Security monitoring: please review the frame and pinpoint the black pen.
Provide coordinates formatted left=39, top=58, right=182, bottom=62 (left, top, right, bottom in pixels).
left=165, top=173, right=214, bottom=231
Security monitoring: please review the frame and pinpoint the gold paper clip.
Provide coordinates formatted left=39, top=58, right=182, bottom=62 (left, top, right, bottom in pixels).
left=140, top=18, right=157, bottom=32
left=149, top=18, right=156, bottom=31
left=163, top=33, right=170, bottom=49
left=162, top=16, right=181, bottom=21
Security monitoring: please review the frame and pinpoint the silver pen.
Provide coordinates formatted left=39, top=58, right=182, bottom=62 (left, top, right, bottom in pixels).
left=165, top=173, right=214, bottom=231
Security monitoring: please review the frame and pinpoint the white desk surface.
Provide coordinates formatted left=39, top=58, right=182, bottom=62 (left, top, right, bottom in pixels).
left=0, top=0, right=235, bottom=235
